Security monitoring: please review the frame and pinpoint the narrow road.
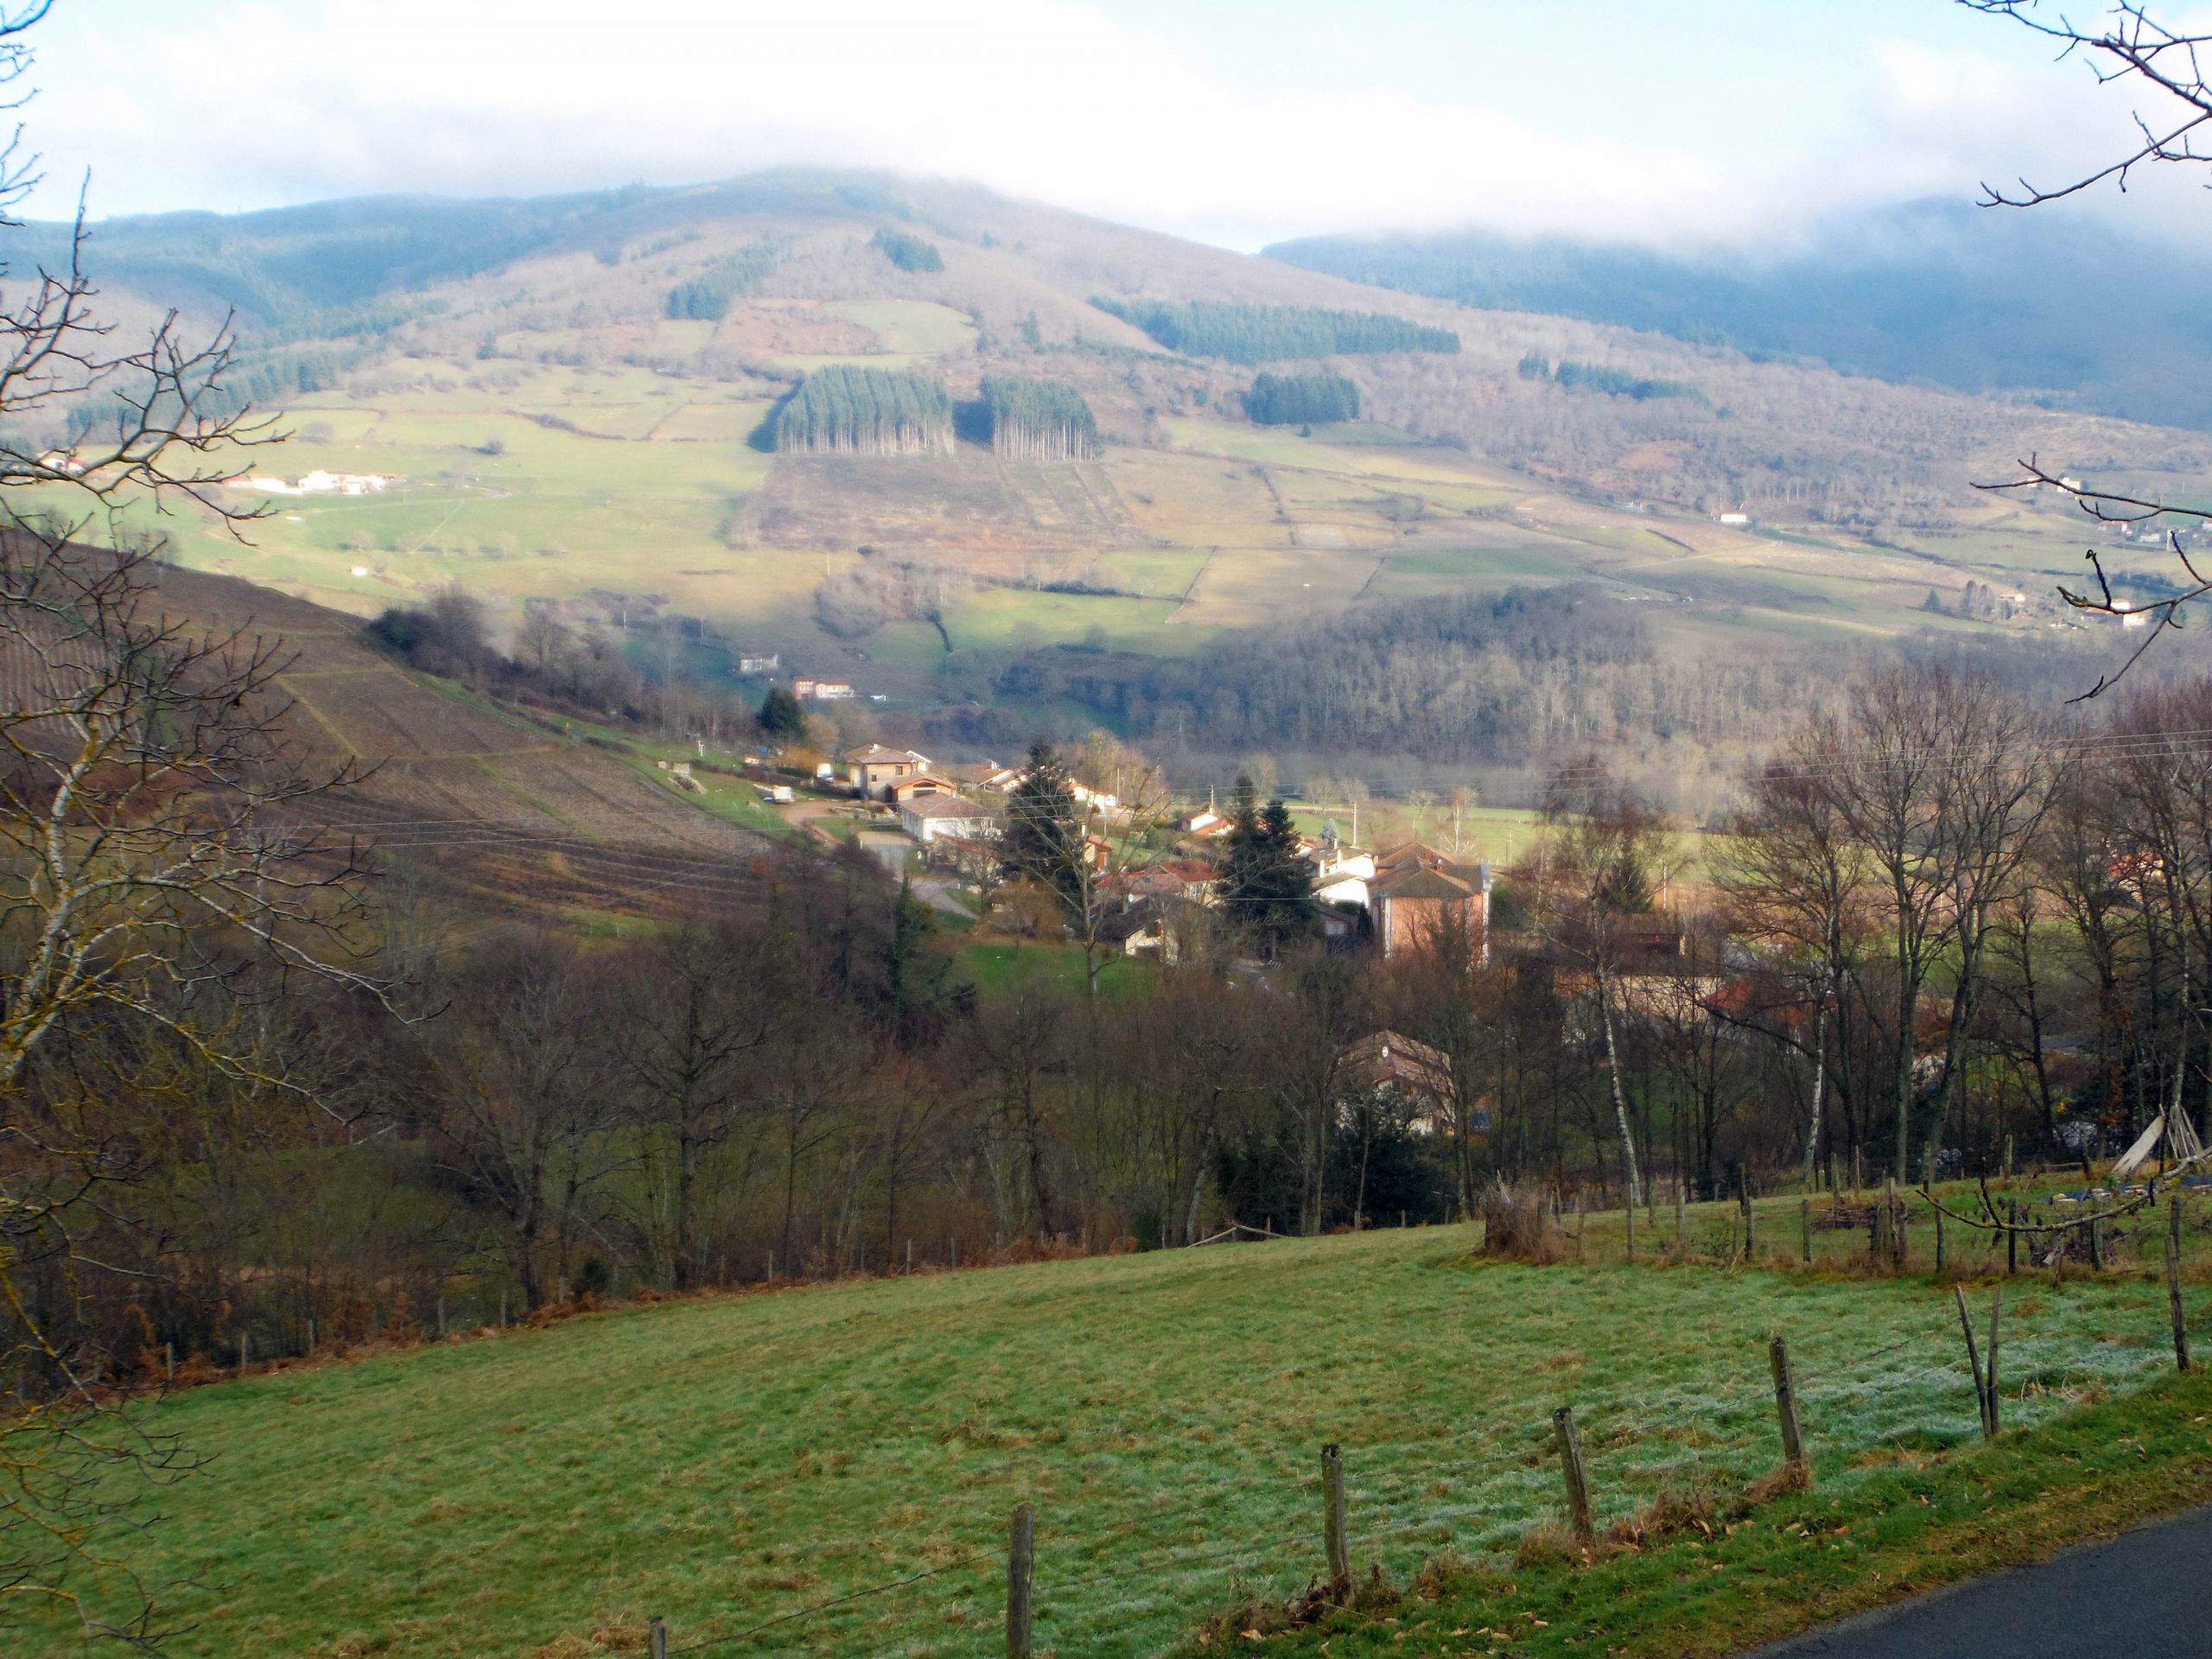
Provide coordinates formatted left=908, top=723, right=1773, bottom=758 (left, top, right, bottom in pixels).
left=1744, top=1503, right=2212, bottom=1657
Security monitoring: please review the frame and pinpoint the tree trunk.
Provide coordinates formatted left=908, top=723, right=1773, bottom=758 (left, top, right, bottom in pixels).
left=1597, top=970, right=1643, bottom=1207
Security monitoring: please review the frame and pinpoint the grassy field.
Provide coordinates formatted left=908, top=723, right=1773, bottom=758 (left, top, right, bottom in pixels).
left=47, top=1197, right=2203, bottom=1658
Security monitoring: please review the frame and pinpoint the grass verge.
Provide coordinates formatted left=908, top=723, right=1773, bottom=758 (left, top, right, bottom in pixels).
left=1211, top=1366, right=2212, bottom=1657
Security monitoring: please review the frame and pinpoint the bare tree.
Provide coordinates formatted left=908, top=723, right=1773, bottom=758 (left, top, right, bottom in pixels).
left=1529, top=759, right=1681, bottom=1207
left=1719, top=746, right=1870, bottom=1189
left=1965, top=3, right=2212, bottom=684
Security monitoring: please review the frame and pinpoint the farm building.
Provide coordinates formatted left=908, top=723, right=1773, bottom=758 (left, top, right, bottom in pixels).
left=796, top=678, right=856, bottom=701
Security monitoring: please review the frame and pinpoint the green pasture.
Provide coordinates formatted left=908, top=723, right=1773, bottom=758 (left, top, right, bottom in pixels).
left=44, top=1207, right=2198, bottom=1657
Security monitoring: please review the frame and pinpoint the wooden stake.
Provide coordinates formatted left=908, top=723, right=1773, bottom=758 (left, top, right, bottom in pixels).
left=1574, top=1194, right=1585, bottom=1264
left=1007, top=1502, right=1035, bottom=1659
left=239, top=1331, right=250, bottom=1376
left=163, top=1341, right=174, bottom=1384
left=1935, top=1201, right=1945, bottom=1274
left=1675, top=1179, right=1688, bottom=1255
left=1954, top=1284, right=1987, bottom=1438
left=2170, top=1196, right=2191, bottom=1373
left=650, top=1616, right=668, bottom=1659
left=1769, top=1335, right=1808, bottom=1478
left=307, top=1318, right=316, bottom=1353
left=1553, top=1407, right=1594, bottom=1548
left=1320, top=1443, right=1351, bottom=1595
left=2006, top=1201, right=2018, bottom=1275
left=1800, top=1197, right=1812, bottom=1265
left=1624, top=1197, right=1636, bottom=1265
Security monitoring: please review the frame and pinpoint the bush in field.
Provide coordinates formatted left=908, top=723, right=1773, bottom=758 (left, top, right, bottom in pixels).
left=1479, top=1180, right=1570, bottom=1263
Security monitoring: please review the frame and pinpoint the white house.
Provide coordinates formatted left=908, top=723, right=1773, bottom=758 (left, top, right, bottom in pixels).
left=899, top=794, right=999, bottom=843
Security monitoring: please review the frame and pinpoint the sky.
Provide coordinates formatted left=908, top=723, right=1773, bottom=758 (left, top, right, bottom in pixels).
left=16, top=0, right=2206, bottom=251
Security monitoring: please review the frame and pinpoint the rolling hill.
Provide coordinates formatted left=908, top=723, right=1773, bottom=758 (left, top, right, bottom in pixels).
left=37, top=169, right=2212, bottom=797
left=140, top=562, right=765, bottom=923
left=28, top=1205, right=2201, bottom=1657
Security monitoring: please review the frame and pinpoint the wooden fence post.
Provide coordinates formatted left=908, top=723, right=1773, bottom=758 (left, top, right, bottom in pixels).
left=1934, top=1202, right=1945, bottom=1274
left=1800, top=1198, right=1812, bottom=1265
left=1624, top=1197, right=1636, bottom=1265
left=1574, top=1194, right=1585, bottom=1264
left=437, top=1297, right=448, bottom=1340
left=650, top=1615, right=668, bottom=1659
left=2006, top=1202, right=2018, bottom=1275
left=1320, top=1443, right=1351, bottom=1595
left=1552, top=1407, right=1595, bottom=1548
left=1007, top=1502, right=1035, bottom=1659
left=1954, top=1284, right=1987, bottom=1438
left=1738, top=1166, right=1754, bottom=1261
left=1769, top=1334, right=1809, bottom=1478
left=239, top=1331, right=250, bottom=1376
left=307, top=1317, right=316, bottom=1354
left=2169, top=1196, right=2191, bottom=1373
left=164, top=1341, right=174, bottom=1384
left=1675, top=1179, right=1687, bottom=1255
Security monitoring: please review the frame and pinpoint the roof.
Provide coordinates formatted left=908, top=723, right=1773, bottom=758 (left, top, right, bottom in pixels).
left=938, top=760, right=1005, bottom=785
left=901, top=794, right=993, bottom=820
left=1372, top=864, right=1482, bottom=902
left=843, top=743, right=929, bottom=766
left=1338, top=1029, right=1456, bottom=1105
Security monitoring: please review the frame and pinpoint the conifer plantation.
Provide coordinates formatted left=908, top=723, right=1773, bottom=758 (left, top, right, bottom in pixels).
left=1089, top=296, right=1459, bottom=360
left=1244, top=370, right=1360, bottom=425
left=663, top=241, right=784, bottom=320
left=869, top=227, right=944, bottom=271
left=771, top=365, right=955, bottom=455
left=981, top=374, right=1100, bottom=459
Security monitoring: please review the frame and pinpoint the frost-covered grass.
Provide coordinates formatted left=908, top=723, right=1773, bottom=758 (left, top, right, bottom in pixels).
left=44, top=1215, right=2197, bottom=1657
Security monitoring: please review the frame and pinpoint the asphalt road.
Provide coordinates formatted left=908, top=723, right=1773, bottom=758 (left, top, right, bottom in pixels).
left=1743, top=1503, right=2212, bottom=1657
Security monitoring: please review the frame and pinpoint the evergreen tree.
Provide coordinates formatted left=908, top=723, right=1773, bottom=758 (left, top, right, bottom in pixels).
left=1220, top=775, right=1319, bottom=957
left=1245, top=372, right=1359, bottom=425
left=758, top=684, right=805, bottom=741
left=999, top=739, right=1085, bottom=912
left=1088, top=297, right=1458, bottom=362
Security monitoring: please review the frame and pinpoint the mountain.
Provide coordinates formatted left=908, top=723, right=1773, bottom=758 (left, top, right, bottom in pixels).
left=35, top=170, right=2212, bottom=799
left=1266, top=200, right=2212, bottom=432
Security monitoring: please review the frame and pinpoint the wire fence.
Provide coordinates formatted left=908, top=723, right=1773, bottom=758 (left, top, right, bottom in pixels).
left=594, top=1195, right=2203, bottom=1659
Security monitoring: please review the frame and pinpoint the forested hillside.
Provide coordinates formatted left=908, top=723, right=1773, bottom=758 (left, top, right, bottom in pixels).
left=1268, top=199, right=2212, bottom=432
left=40, top=166, right=2212, bottom=792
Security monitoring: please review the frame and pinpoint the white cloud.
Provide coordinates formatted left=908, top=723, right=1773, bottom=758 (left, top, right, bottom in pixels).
left=16, top=0, right=2212, bottom=251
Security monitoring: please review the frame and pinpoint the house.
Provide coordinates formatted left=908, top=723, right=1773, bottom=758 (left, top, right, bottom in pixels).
left=795, top=678, right=856, bottom=701
left=1369, top=842, right=1491, bottom=963
left=842, top=743, right=931, bottom=798
left=899, top=793, right=999, bottom=843
left=1177, top=807, right=1230, bottom=838
left=1717, top=511, right=1751, bottom=526
left=1103, top=858, right=1220, bottom=907
left=939, top=760, right=1016, bottom=791
left=1301, top=824, right=1376, bottom=908
left=1096, top=896, right=1208, bottom=962
left=888, top=772, right=963, bottom=804
left=1335, top=1030, right=1471, bottom=1139
left=737, top=653, right=779, bottom=675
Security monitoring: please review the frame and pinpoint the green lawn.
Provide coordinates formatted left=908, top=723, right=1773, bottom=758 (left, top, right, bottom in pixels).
left=42, top=1211, right=2199, bottom=1657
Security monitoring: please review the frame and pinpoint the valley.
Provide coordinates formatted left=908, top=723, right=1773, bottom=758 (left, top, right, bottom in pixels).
left=41, top=170, right=2209, bottom=794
